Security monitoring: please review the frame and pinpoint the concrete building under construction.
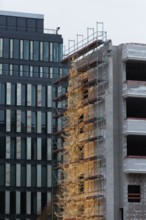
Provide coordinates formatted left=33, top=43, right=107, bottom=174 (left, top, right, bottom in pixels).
left=52, top=23, right=146, bottom=220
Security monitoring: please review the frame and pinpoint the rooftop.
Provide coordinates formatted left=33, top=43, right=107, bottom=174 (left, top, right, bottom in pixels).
left=0, top=10, right=44, bottom=19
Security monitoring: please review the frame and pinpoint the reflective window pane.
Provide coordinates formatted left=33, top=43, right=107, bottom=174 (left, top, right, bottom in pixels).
left=42, top=112, right=47, bottom=133
left=33, top=41, right=39, bottom=61
left=10, top=165, right=16, bottom=186
left=21, top=84, right=26, bottom=106
left=43, top=42, right=49, bottom=61
left=23, top=65, right=29, bottom=77
left=11, top=137, right=16, bottom=159
left=13, top=39, right=19, bottom=59
left=23, top=40, right=29, bottom=60
left=42, top=86, right=46, bottom=107
left=0, top=38, right=3, bottom=57
left=3, top=38, right=9, bottom=58
left=11, top=84, right=16, bottom=105
left=31, top=85, right=36, bottom=106
left=21, top=111, right=26, bottom=133
left=0, top=137, right=5, bottom=159
left=21, top=138, right=26, bottom=159
left=0, top=83, right=5, bottom=104
left=31, top=112, right=37, bottom=133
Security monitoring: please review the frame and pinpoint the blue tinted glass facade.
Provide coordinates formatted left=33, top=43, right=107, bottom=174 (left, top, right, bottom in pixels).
left=0, top=11, right=63, bottom=219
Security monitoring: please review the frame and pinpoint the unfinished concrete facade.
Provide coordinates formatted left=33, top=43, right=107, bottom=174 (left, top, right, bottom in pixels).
left=52, top=26, right=146, bottom=220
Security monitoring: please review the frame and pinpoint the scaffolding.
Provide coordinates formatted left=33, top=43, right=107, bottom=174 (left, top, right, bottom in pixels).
left=52, top=23, right=109, bottom=220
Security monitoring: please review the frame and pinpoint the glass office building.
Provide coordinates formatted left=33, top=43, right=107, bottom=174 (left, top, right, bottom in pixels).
left=0, top=11, right=63, bottom=219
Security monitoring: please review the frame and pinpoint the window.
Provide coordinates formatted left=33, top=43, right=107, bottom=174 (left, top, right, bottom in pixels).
left=0, top=83, right=6, bottom=104
left=21, top=138, right=26, bottom=159
left=10, top=39, right=13, bottom=58
left=13, top=65, right=19, bottom=76
left=50, top=42, right=53, bottom=62
left=30, top=41, right=33, bottom=60
left=0, top=192, right=5, bottom=214
left=10, top=165, right=16, bottom=186
left=42, top=112, right=47, bottom=133
left=23, top=40, right=29, bottom=60
left=20, top=40, right=23, bottom=59
left=31, top=85, right=36, bottom=106
left=43, top=66, right=49, bottom=78
left=40, top=42, right=43, bottom=61
left=41, top=165, right=47, bottom=187
left=13, top=39, right=19, bottom=59
left=11, top=110, right=16, bottom=132
left=3, top=63, right=9, bottom=75
left=33, top=66, right=39, bottom=77
left=23, top=65, right=29, bottom=77
left=42, top=86, right=46, bottom=107
left=0, top=137, right=5, bottom=159
left=21, top=111, right=26, bottom=132
left=3, top=38, right=9, bottom=58
left=128, top=185, right=141, bottom=202
left=0, top=38, right=3, bottom=57
left=10, top=192, right=16, bottom=214
left=21, top=192, right=26, bottom=214
left=11, top=137, right=16, bottom=159
left=31, top=112, right=37, bottom=133
left=53, top=43, right=58, bottom=62
left=31, top=192, right=37, bottom=214
left=43, top=42, right=49, bottom=61
left=31, top=165, right=37, bottom=187
left=42, top=138, right=47, bottom=160
left=33, top=41, right=39, bottom=61
left=31, top=138, right=37, bottom=160
left=0, top=165, right=5, bottom=186
left=21, top=165, right=26, bottom=186
left=41, top=193, right=47, bottom=210
left=11, top=84, right=16, bottom=105
left=0, top=110, right=5, bottom=132
left=21, top=84, right=26, bottom=106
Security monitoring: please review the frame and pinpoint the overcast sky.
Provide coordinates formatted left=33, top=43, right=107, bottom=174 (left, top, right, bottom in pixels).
left=0, top=0, right=146, bottom=48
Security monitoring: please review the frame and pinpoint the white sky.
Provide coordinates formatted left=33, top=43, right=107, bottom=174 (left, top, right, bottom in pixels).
left=0, top=0, right=146, bottom=48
